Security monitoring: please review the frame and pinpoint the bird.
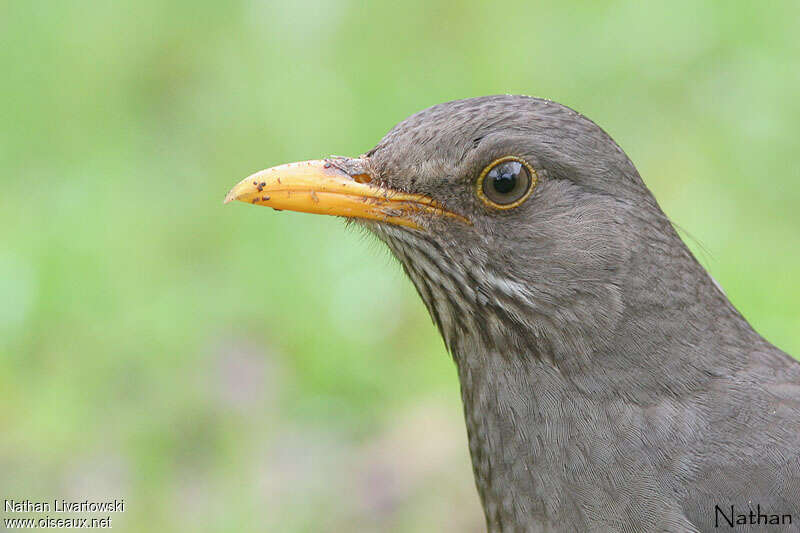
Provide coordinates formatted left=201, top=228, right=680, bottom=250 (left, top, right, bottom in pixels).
left=225, top=95, right=800, bottom=532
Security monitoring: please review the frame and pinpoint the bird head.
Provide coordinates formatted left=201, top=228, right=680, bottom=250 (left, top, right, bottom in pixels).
left=226, top=95, right=696, bottom=365
left=226, top=96, right=796, bottom=532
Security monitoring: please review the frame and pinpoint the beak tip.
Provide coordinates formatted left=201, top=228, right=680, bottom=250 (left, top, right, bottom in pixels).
left=223, top=189, right=239, bottom=205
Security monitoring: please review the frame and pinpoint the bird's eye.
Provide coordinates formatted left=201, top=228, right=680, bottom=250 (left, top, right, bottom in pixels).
left=476, top=156, right=537, bottom=209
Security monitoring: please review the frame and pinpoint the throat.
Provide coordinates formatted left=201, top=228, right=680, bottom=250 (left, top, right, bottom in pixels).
left=455, top=345, right=578, bottom=531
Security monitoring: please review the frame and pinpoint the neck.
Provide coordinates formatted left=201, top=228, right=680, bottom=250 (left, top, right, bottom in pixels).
left=372, top=212, right=767, bottom=530
left=451, top=228, right=767, bottom=531
left=452, top=282, right=754, bottom=530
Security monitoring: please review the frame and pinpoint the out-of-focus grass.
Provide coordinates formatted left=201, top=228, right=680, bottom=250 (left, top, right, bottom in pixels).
left=1, top=1, right=798, bottom=531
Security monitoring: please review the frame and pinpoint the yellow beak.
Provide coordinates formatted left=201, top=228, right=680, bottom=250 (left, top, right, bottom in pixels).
left=224, top=158, right=468, bottom=230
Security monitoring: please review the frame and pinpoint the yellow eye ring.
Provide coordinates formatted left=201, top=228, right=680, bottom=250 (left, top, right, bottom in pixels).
left=475, top=156, right=538, bottom=209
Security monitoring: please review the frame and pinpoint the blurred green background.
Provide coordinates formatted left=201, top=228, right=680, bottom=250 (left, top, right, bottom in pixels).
left=2, top=1, right=799, bottom=531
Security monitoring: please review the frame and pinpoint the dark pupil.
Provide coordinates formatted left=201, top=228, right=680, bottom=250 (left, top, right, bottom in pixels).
left=489, top=162, right=520, bottom=194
